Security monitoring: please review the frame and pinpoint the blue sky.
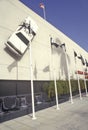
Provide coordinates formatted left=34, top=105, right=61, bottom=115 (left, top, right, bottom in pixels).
left=20, top=0, right=88, bottom=52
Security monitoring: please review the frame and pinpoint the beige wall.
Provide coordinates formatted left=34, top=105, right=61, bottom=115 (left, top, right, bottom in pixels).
left=0, top=0, right=88, bottom=80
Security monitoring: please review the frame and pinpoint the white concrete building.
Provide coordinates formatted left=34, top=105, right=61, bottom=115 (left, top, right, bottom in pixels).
left=0, top=0, right=88, bottom=122
left=0, top=0, right=88, bottom=96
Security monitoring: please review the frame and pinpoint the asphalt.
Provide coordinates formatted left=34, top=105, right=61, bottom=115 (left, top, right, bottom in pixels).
left=0, top=95, right=88, bottom=130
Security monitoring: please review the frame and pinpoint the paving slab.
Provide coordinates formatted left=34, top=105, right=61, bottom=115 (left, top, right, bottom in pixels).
left=0, top=96, right=88, bottom=130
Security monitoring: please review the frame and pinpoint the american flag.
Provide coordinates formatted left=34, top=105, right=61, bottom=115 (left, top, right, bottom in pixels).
left=40, top=3, right=45, bottom=9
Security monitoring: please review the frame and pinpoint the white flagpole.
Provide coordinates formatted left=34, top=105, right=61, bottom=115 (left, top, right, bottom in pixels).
left=50, top=37, right=60, bottom=110
left=78, top=55, right=88, bottom=97
left=40, top=3, right=46, bottom=20
left=82, top=64, right=88, bottom=96
left=29, top=42, right=36, bottom=120
left=53, top=69, right=60, bottom=110
left=63, top=45, right=73, bottom=104
left=76, top=72, right=82, bottom=100
left=43, top=7, right=46, bottom=20
left=74, top=52, right=82, bottom=100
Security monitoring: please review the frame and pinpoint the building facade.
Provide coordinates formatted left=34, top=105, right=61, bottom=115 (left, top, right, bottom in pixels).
left=0, top=0, right=88, bottom=96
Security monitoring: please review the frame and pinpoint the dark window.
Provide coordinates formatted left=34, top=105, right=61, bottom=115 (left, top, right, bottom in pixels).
left=16, top=32, right=29, bottom=45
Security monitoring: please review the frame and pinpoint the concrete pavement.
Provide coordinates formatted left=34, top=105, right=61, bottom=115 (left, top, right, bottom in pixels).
left=0, top=96, right=88, bottom=130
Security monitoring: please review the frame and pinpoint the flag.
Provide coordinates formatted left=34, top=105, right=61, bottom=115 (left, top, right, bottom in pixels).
left=78, top=55, right=85, bottom=65
left=51, top=42, right=59, bottom=48
left=74, top=51, right=77, bottom=57
left=60, top=43, right=65, bottom=48
left=50, top=37, right=59, bottom=48
left=60, top=43, right=66, bottom=51
left=77, top=55, right=82, bottom=59
left=40, top=3, right=45, bottom=9
left=81, top=56, right=85, bottom=65
left=85, top=59, right=88, bottom=67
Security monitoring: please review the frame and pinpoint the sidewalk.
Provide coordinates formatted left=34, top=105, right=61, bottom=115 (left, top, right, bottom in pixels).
left=0, top=96, right=88, bottom=130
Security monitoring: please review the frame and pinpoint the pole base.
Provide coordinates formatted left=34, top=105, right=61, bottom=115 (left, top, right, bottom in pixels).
left=86, top=94, right=88, bottom=97
left=70, top=99, right=74, bottom=104
left=32, top=116, right=37, bottom=120
left=80, top=97, right=82, bottom=100
left=56, top=106, right=60, bottom=110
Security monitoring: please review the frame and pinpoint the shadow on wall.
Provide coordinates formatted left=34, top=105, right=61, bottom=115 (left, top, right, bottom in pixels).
left=43, top=65, right=49, bottom=72
left=5, top=46, right=38, bottom=79
left=42, top=47, right=71, bottom=80
left=53, top=46, right=71, bottom=79
left=8, top=60, right=18, bottom=72
left=5, top=41, right=71, bottom=80
left=4, top=47, right=21, bottom=60
left=4, top=47, right=21, bottom=73
left=60, top=52, right=70, bottom=79
left=33, top=63, right=38, bottom=79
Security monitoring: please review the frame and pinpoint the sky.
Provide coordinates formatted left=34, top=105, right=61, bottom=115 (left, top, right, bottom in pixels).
left=20, top=0, right=88, bottom=52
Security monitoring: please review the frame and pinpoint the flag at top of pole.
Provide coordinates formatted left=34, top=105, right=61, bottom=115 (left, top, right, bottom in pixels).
left=39, top=3, right=46, bottom=20
left=40, top=3, right=45, bottom=9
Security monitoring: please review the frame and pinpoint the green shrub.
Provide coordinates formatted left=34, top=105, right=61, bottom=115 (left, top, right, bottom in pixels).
left=86, top=81, right=88, bottom=89
left=43, top=81, right=55, bottom=101
left=79, top=80, right=85, bottom=91
left=71, top=80, right=78, bottom=92
left=57, top=80, right=69, bottom=96
left=42, top=79, right=86, bottom=101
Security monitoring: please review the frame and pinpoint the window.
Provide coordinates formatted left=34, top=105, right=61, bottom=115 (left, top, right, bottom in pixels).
left=16, top=32, right=29, bottom=45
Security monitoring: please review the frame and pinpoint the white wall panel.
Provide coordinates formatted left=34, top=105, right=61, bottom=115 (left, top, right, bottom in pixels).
left=0, top=0, right=88, bottom=80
